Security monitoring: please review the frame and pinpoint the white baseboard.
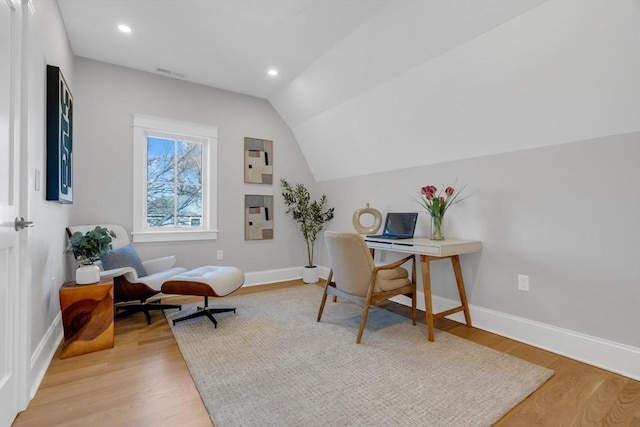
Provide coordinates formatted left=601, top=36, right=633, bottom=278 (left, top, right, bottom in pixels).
left=391, top=292, right=640, bottom=381
left=243, top=266, right=330, bottom=286
left=30, top=312, right=63, bottom=398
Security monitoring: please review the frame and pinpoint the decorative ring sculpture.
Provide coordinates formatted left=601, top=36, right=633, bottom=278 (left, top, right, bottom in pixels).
left=352, top=203, right=383, bottom=234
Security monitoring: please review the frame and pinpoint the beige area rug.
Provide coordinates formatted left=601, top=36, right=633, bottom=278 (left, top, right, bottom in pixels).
left=166, top=285, right=553, bottom=427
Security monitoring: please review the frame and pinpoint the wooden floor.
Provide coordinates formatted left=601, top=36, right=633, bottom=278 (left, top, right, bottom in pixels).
left=13, top=281, right=640, bottom=427
left=379, top=300, right=640, bottom=427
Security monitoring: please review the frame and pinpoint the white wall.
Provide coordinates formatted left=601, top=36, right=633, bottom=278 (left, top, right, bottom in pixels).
left=25, top=0, right=75, bottom=392
left=318, top=132, right=640, bottom=350
left=268, top=0, right=640, bottom=378
left=70, top=58, right=316, bottom=275
left=271, top=0, right=640, bottom=182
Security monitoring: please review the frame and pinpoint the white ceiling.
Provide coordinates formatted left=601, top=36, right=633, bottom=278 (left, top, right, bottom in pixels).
left=56, top=0, right=388, bottom=99
left=55, top=0, right=639, bottom=182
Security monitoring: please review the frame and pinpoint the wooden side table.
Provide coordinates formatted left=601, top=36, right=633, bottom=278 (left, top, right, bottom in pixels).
left=59, top=277, right=114, bottom=358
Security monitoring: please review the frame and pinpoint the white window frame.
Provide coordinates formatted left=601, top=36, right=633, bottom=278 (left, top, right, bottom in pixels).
left=132, top=114, right=218, bottom=242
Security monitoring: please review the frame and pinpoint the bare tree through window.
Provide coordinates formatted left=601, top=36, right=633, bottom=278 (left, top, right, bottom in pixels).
left=147, top=136, right=203, bottom=227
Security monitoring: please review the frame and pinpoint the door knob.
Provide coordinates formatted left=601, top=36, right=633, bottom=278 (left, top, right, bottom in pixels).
left=15, top=217, right=34, bottom=231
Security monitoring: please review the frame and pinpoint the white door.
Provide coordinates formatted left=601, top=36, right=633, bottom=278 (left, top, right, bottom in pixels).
left=0, top=1, right=27, bottom=426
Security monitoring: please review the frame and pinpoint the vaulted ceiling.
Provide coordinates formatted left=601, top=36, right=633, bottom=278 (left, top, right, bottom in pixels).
left=56, top=0, right=389, bottom=99
left=57, top=0, right=640, bottom=181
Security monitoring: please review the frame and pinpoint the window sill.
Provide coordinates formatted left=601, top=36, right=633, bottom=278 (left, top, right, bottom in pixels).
left=132, top=230, right=218, bottom=243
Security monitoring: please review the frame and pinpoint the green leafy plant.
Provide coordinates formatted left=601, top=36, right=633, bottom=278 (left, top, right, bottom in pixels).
left=67, top=226, right=116, bottom=265
left=281, top=179, right=335, bottom=267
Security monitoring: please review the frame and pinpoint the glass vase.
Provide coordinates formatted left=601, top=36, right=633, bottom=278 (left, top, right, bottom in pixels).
left=430, top=215, right=445, bottom=241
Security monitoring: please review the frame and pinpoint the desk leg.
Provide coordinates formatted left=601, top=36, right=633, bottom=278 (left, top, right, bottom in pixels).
left=419, top=255, right=435, bottom=342
left=451, top=255, right=472, bottom=327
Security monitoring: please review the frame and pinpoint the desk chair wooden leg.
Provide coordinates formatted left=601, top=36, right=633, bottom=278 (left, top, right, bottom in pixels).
left=356, top=279, right=377, bottom=344
left=356, top=299, right=372, bottom=344
left=317, top=292, right=329, bottom=322
left=317, top=271, right=334, bottom=322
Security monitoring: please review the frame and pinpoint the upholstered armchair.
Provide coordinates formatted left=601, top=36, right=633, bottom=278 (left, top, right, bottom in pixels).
left=317, top=231, right=417, bottom=343
left=66, top=224, right=186, bottom=324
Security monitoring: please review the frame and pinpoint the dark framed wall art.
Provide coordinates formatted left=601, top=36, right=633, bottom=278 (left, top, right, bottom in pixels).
left=245, top=194, right=274, bottom=240
left=244, top=137, right=273, bottom=184
left=46, top=65, right=73, bottom=203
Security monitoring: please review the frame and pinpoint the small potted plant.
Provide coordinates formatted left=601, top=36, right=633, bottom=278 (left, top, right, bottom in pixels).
left=67, top=226, right=116, bottom=284
left=281, top=179, right=334, bottom=283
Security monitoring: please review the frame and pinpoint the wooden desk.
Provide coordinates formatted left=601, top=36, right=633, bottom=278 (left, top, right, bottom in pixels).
left=365, top=237, right=482, bottom=342
left=59, top=277, right=114, bottom=358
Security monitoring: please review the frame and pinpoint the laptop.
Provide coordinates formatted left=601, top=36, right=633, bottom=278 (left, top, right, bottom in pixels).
left=366, top=212, right=418, bottom=240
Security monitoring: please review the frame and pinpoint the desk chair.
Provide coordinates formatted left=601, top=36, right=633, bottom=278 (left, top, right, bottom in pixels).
left=318, top=231, right=417, bottom=343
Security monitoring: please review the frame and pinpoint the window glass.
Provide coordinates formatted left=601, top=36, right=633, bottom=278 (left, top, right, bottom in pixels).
left=132, top=115, right=218, bottom=242
left=146, top=137, right=203, bottom=228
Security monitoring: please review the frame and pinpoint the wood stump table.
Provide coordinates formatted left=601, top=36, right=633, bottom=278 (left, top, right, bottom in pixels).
left=59, top=277, right=114, bottom=358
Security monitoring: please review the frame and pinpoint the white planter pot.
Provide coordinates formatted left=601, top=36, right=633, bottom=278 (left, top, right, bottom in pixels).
left=76, top=264, right=100, bottom=285
left=302, top=266, right=319, bottom=284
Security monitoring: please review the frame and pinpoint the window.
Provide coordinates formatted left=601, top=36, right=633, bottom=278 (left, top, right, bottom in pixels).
left=146, top=136, right=203, bottom=227
left=132, top=115, right=218, bottom=242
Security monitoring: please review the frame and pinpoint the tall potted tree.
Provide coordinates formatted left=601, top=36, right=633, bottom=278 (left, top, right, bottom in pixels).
left=281, top=179, right=334, bottom=283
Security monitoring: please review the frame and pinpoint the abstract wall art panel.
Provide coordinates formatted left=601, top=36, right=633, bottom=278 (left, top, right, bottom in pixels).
left=245, top=194, right=274, bottom=240
left=46, top=65, right=73, bottom=203
left=244, top=137, right=273, bottom=184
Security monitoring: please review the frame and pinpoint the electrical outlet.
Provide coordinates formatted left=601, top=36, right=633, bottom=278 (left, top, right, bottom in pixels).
left=217, top=250, right=223, bottom=260
left=517, top=274, right=530, bottom=292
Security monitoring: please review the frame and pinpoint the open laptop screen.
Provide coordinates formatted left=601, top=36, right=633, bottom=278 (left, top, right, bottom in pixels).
left=382, top=212, right=418, bottom=238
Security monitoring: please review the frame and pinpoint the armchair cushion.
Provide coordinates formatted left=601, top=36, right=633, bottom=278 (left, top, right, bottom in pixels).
left=376, top=267, right=410, bottom=291
left=101, top=245, right=148, bottom=277
left=129, top=267, right=187, bottom=292
left=142, top=255, right=177, bottom=275
left=100, top=266, right=187, bottom=292
left=377, top=267, right=409, bottom=281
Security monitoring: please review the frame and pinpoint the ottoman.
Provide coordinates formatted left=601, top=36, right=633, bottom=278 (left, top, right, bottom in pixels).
left=161, top=266, right=245, bottom=327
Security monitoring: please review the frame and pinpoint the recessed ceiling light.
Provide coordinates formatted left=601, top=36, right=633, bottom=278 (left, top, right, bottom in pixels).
left=118, top=24, right=132, bottom=33
left=268, top=69, right=278, bottom=76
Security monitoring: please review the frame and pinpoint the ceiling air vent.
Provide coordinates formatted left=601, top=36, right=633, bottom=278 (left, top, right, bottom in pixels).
left=155, top=68, right=187, bottom=80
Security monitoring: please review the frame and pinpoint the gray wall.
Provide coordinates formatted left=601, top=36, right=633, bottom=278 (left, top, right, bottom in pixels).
left=71, top=56, right=640, bottom=349
left=70, top=58, right=316, bottom=274
left=317, top=132, right=640, bottom=348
